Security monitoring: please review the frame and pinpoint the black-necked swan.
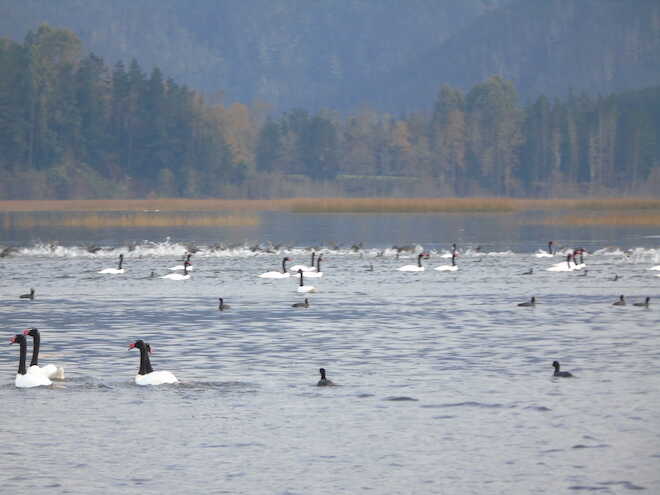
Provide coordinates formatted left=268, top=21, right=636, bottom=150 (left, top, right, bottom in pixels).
left=296, top=269, right=316, bottom=293
left=23, top=328, right=64, bottom=380
left=20, top=288, right=35, bottom=299
left=259, top=257, right=292, bottom=279
left=218, top=297, right=231, bottom=311
left=290, top=252, right=317, bottom=272
left=398, top=253, right=426, bottom=272
left=170, top=253, right=193, bottom=271
left=99, top=254, right=125, bottom=274
left=633, top=297, right=650, bottom=307
left=613, top=295, right=626, bottom=306
left=435, top=251, right=458, bottom=272
left=161, top=260, right=191, bottom=280
left=317, top=368, right=335, bottom=386
left=552, top=361, right=574, bottom=377
left=517, top=296, right=536, bottom=307
left=521, top=268, right=533, bottom=275
left=304, top=255, right=324, bottom=278
left=10, top=334, right=51, bottom=388
left=128, top=340, right=178, bottom=385
left=292, top=298, right=309, bottom=308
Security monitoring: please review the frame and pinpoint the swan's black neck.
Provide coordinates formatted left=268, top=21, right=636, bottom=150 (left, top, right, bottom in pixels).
left=299, top=271, right=304, bottom=286
left=29, top=331, right=40, bottom=367
left=417, top=254, right=423, bottom=267
left=548, top=241, right=553, bottom=254
left=282, top=258, right=288, bottom=273
left=316, top=257, right=322, bottom=272
left=138, top=345, right=153, bottom=375
left=118, top=255, right=123, bottom=270
left=183, top=263, right=189, bottom=275
left=219, top=298, right=225, bottom=310
left=311, top=252, right=316, bottom=267
left=451, top=253, right=456, bottom=266
left=320, top=369, right=326, bottom=380
left=16, top=338, right=28, bottom=375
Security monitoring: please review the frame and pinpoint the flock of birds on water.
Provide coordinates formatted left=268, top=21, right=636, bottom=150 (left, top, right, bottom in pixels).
left=9, top=240, right=657, bottom=389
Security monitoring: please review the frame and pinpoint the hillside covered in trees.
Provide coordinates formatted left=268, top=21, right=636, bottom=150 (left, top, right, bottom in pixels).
left=1, top=0, right=659, bottom=112
left=0, top=26, right=659, bottom=200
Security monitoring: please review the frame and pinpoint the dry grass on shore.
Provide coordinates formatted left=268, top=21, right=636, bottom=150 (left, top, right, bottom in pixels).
left=533, top=213, right=660, bottom=226
left=1, top=197, right=659, bottom=216
left=8, top=212, right=260, bottom=229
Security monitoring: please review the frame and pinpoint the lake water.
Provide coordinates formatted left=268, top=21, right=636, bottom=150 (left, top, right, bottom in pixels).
left=1, top=212, right=659, bottom=494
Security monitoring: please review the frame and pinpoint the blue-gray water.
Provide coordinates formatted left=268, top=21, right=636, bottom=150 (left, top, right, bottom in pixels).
left=1, top=213, right=659, bottom=494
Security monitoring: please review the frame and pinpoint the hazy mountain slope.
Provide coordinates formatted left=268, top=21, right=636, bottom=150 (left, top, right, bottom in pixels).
left=380, top=0, right=660, bottom=109
left=0, top=0, right=508, bottom=110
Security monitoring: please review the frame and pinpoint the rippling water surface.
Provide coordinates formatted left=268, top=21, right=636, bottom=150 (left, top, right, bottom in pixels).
left=1, top=213, right=659, bottom=494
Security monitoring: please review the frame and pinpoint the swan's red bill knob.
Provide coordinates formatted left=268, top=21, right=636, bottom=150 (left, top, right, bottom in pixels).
left=10, top=336, right=16, bottom=343
left=128, top=343, right=136, bottom=349
left=22, top=329, right=30, bottom=335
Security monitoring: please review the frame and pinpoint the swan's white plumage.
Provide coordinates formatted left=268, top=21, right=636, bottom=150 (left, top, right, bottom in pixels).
left=259, top=271, right=290, bottom=279
left=15, top=372, right=51, bottom=388
left=534, top=250, right=554, bottom=258
left=135, top=371, right=178, bottom=386
left=297, top=285, right=316, bottom=293
left=160, top=272, right=190, bottom=280
left=169, top=264, right=194, bottom=271
left=649, top=265, right=660, bottom=271
left=546, top=262, right=586, bottom=272
left=435, top=265, right=458, bottom=272
left=303, top=271, right=323, bottom=278
left=289, top=264, right=316, bottom=272
left=99, top=268, right=125, bottom=274
left=29, top=364, right=64, bottom=380
left=398, top=265, right=424, bottom=272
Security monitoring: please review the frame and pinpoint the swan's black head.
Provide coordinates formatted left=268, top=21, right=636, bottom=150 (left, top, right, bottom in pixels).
left=129, top=340, right=147, bottom=351
left=298, top=269, right=303, bottom=274
left=645, top=297, right=650, bottom=303
left=283, top=257, right=291, bottom=262
left=531, top=297, right=536, bottom=303
left=10, top=334, right=26, bottom=345
left=119, top=254, right=124, bottom=260
left=23, top=328, right=39, bottom=338
left=552, top=361, right=560, bottom=369
left=619, top=295, right=624, bottom=301
left=319, top=368, right=327, bottom=379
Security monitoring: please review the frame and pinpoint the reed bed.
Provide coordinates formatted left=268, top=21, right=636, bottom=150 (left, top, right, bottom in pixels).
left=1, top=197, right=659, bottom=214
left=287, top=197, right=520, bottom=213
left=9, top=212, right=260, bottom=229
left=533, top=212, right=660, bottom=226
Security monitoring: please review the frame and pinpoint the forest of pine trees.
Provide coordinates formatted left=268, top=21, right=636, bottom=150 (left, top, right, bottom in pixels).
left=1, top=25, right=659, bottom=200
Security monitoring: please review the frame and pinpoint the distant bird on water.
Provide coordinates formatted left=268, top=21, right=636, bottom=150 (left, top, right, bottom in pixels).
left=517, top=296, right=535, bottom=307
left=633, top=297, right=650, bottom=308
left=552, top=361, right=573, bottom=377
left=20, top=288, right=35, bottom=300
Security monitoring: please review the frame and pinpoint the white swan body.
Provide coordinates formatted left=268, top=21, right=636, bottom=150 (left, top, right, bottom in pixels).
left=435, top=265, right=458, bottom=272
left=290, top=253, right=317, bottom=272
left=16, top=371, right=52, bottom=388
left=547, top=261, right=586, bottom=272
left=29, top=364, right=64, bottom=380
left=534, top=250, right=554, bottom=258
left=398, top=253, right=427, bottom=272
left=161, top=260, right=191, bottom=280
left=11, top=333, right=51, bottom=388
left=100, top=254, right=125, bottom=274
left=296, top=269, right=316, bottom=293
left=23, top=328, right=65, bottom=380
left=135, top=371, right=178, bottom=386
left=99, top=267, right=125, bottom=274
left=259, top=271, right=290, bottom=279
left=398, top=265, right=424, bottom=272
left=304, top=271, right=323, bottom=278
left=161, top=272, right=190, bottom=280
left=169, top=264, right=194, bottom=271
left=130, top=340, right=178, bottom=386
left=649, top=265, right=660, bottom=271
left=289, top=264, right=316, bottom=272
left=260, top=257, right=292, bottom=278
